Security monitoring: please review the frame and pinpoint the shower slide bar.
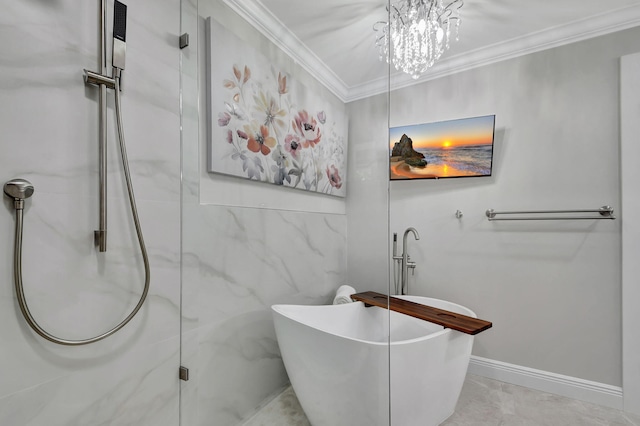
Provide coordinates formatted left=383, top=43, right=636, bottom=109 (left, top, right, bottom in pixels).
left=485, top=206, right=616, bottom=221
left=3, top=0, right=149, bottom=346
left=91, top=0, right=108, bottom=252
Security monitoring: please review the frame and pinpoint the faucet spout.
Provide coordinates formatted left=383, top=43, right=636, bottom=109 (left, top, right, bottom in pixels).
left=403, top=227, right=420, bottom=242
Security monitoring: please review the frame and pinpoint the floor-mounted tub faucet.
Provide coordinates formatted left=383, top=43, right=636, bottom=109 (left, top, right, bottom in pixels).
left=392, top=227, right=420, bottom=295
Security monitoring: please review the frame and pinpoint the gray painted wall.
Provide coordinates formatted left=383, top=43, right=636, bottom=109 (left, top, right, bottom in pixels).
left=346, top=91, right=390, bottom=296
left=347, top=26, right=640, bottom=387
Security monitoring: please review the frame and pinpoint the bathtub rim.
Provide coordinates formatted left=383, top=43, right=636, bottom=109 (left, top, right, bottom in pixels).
left=272, top=295, right=476, bottom=346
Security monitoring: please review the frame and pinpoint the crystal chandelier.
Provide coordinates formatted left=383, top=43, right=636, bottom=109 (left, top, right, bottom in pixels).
left=374, top=0, right=463, bottom=79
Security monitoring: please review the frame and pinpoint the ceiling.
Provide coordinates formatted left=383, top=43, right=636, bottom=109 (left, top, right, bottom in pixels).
left=223, top=0, right=640, bottom=102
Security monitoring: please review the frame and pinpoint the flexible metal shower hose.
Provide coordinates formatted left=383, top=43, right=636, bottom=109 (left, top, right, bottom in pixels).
left=12, top=72, right=150, bottom=346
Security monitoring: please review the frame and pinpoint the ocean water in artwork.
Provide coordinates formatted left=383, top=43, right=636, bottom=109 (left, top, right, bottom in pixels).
left=416, top=144, right=492, bottom=176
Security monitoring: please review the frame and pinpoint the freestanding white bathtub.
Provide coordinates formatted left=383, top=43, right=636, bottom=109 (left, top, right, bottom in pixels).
left=272, top=295, right=476, bottom=426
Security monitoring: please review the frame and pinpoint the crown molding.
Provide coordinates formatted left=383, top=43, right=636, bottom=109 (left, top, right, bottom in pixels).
left=222, top=1, right=640, bottom=104
left=346, top=3, right=640, bottom=102
left=222, top=0, right=350, bottom=102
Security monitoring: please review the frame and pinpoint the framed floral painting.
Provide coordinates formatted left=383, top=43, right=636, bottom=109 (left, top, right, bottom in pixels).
left=205, top=17, right=348, bottom=197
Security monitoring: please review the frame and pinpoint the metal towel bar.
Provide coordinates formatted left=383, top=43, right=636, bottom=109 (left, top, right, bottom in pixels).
left=486, top=206, right=615, bottom=221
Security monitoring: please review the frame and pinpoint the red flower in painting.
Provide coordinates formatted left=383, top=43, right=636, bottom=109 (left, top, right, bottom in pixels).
left=284, top=134, right=301, bottom=159
left=292, top=110, right=322, bottom=148
left=326, top=165, right=342, bottom=189
left=242, top=122, right=276, bottom=156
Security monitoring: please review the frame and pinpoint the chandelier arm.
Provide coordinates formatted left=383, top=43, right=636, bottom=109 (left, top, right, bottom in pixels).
left=439, top=10, right=453, bottom=21
left=426, top=1, right=434, bottom=21
left=373, top=21, right=388, bottom=31
left=441, top=0, right=463, bottom=16
left=390, top=4, right=405, bottom=26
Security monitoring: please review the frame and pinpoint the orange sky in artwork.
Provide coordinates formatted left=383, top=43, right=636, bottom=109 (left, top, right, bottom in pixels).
left=413, top=134, right=493, bottom=149
left=389, top=115, right=495, bottom=150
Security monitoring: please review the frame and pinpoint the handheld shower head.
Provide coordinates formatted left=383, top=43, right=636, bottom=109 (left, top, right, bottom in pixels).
left=4, top=178, right=34, bottom=200
left=112, top=0, right=127, bottom=71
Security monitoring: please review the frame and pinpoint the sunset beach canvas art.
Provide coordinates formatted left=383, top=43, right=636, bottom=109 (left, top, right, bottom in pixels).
left=389, top=115, right=495, bottom=180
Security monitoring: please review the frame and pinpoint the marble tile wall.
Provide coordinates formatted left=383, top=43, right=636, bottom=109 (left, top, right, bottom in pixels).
left=0, top=1, right=181, bottom=425
left=0, top=2, right=352, bottom=425
left=181, top=204, right=346, bottom=426
left=179, top=1, right=349, bottom=425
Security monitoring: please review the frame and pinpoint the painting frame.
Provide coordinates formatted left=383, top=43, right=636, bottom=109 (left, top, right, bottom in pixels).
left=389, top=115, right=496, bottom=181
left=205, top=17, right=348, bottom=198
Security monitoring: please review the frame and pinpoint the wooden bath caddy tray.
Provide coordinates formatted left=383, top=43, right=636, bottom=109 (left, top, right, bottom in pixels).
left=350, top=291, right=492, bottom=335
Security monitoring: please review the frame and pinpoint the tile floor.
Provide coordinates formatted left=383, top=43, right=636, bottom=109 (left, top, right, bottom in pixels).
left=243, top=374, right=640, bottom=426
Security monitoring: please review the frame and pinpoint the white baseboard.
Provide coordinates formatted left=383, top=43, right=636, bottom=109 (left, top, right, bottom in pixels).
left=468, top=356, right=623, bottom=410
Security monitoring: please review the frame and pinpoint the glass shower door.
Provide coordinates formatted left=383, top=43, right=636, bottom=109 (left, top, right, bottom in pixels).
left=179, top=0, right=391, bottom=424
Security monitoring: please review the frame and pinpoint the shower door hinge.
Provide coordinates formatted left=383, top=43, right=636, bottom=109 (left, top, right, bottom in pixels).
left=179, top=33, right=189, bottom=49
left=179, top=366, right=189, bottom=381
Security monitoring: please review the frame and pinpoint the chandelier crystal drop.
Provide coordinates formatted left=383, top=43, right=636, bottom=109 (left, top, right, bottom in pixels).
left=374, top=0, right=463, bottom=79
